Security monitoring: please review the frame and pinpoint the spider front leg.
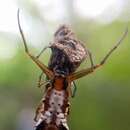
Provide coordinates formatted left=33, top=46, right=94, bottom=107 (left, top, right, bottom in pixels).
left=68, top=27, right=128, bottom=81
left=17, top=9, right=54, bottom=79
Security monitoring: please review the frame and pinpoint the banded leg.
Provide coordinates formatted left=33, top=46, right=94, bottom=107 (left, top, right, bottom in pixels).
left=17, top=9, right=54, bottom=79
left=69, top=27, right=128, bottom=81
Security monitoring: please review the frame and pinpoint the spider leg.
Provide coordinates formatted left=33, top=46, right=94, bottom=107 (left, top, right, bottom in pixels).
left=36, top=46, right=50, bottom=58
left=68, top=27, right=128, bottom=81
left=37, top=72, right=44, bottom=88
left=100, top=27, right=128, bottom=65
left=17, top=9, right=54, bottom=79
left=38, top=80, right=51, bottom=89
left=87, top=49, right=94, bottom=68
left=71, top=81, right=77, bottom=98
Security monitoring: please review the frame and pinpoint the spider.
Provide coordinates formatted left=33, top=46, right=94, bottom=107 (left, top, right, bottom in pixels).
left=17, top=9, right=128, bottom=130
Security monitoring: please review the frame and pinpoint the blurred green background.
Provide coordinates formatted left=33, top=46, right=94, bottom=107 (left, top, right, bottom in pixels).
left=0, top=0, right=130, bottom=130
